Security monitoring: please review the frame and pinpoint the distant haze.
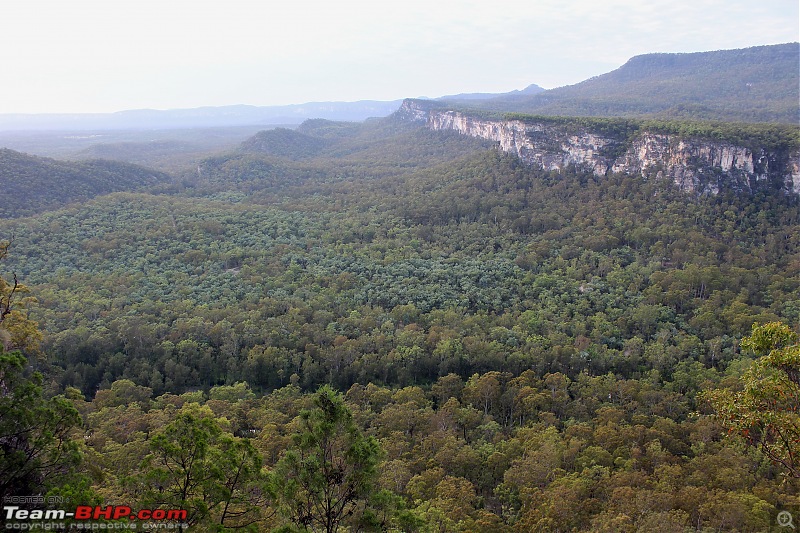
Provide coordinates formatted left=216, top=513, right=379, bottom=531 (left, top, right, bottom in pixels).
left=1, top=0, right=797, bottom=114
left=0, top=101, right=406, bottom=131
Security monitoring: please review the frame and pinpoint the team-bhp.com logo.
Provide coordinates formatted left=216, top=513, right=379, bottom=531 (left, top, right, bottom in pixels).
left=4, top=504, right=187, bottom=530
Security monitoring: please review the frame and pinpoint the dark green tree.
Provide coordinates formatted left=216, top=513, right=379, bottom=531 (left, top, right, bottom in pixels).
left=0, top=348, right=82, bottom=501
left=0, top=242, right=81, bottom=502
left=135, top=404, right=265, bottom=530
left=268, top=386, right=383, bottom=533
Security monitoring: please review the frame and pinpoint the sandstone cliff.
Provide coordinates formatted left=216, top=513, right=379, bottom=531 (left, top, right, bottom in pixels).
left=396, top=100, right=800, bottom=195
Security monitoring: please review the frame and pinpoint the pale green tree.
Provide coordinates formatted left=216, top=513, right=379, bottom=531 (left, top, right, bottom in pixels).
left=702, top=322, right=800, bottom=477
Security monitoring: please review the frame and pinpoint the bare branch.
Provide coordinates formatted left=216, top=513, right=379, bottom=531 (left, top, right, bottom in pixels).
left=0, top=272, right=19, bottom=325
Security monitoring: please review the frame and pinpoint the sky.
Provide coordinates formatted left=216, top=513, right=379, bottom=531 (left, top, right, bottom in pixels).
left=0, top=0, right=798, bottom=114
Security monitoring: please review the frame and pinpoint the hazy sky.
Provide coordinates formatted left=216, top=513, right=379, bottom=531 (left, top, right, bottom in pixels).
left=1, top=0, right=798, bottom=114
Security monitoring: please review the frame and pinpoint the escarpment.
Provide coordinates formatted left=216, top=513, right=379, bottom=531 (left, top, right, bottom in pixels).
left=396, top=100, right=800, bottom=195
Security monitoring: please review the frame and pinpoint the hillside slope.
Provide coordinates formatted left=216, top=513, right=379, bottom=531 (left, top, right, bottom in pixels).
left=238, top=128, right=328, bottom=159
left=0, top=148, right=172, bottom=217
left=475, top=43, right=800, bottom=123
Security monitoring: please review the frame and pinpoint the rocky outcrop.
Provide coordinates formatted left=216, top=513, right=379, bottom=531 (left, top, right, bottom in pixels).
left=397, top=100, right=800, bottom=195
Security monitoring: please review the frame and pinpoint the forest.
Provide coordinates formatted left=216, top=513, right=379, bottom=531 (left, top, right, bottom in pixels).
left=1, top=103, right=799, bottom=532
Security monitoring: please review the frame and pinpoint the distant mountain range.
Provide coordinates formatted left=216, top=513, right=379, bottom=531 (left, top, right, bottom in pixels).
left=464, top=43, right=799, bottom=123
left=0, top=101, right=405, bottom=132
left=0, top=43, right=796, bottom=132
left=436, top=84, right=545, bottom=102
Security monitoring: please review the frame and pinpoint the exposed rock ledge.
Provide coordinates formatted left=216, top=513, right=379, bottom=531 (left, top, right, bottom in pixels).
left=396, top=100, right=800, bottom=196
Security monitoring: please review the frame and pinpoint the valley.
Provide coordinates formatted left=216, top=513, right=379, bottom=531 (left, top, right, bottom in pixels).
left=1, top=43, right=799, bottom=532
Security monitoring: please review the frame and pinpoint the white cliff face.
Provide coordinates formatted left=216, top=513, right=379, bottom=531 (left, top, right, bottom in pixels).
left=426, top=109, right=616, bottom=175
left=790, top=161, right=800, bottom=194
left=428, top=111, right=527, bottom=154
left=614, top=135, right=762, bottom=193
left=399, top=100, right=800, bottom=196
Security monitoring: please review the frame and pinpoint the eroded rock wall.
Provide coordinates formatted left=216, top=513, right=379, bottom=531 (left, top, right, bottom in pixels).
left=398, top=100, right=800, bottom=195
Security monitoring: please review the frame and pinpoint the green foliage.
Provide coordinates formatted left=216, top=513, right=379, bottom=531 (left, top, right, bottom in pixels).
left=741, top=321, right=799, bottom=356
left=296, top=119, right=362, bottom=140
left=0, top=348, right=82, bottom=500
left=269, top=386, right=384, bottom=532
left=703, top=322, right=800, bottom=478
left=0, top=148, right=172, bottom=218
left=0, top=240, right=41, bottom=352
left=66, top=365, right=800, bottom=532
left=133, top=403, right=265, bottom=529
left=239, top=128, right=328, bottom=159
left=0, top=247, right=81, bottom=504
